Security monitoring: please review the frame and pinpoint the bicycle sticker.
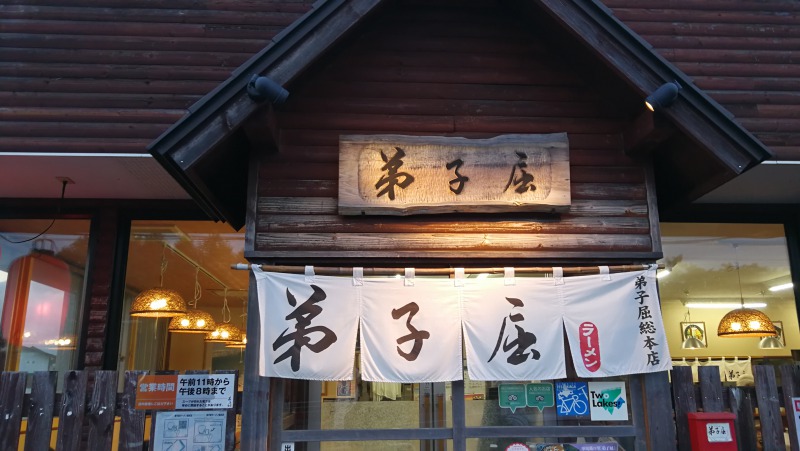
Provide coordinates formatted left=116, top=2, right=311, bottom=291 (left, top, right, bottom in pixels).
left=555, top=381, right=589, bottom=417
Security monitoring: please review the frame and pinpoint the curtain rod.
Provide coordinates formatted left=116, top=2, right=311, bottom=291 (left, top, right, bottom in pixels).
left=231, top=263, right=663, bottom=276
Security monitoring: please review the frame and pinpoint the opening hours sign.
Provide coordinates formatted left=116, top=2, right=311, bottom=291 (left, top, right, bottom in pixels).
left=136, top=374, right=235, bottom=410
left=338, top=133, right=570, bottom=215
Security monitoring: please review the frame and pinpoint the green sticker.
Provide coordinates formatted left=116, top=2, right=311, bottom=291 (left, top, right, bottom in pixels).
left=526, top=383, right=554, bottom=411
left=498, top=383, right=527, bottom=413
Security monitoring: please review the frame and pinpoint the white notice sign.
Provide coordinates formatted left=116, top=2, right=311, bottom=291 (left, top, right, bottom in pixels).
left=176, top=374, right=235, bottom=409
left=706, top=423, right=732, bottom=442
left=152, top=410, right=227, bottom=451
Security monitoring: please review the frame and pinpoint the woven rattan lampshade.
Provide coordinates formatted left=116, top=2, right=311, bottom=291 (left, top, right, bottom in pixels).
left=130, top=288, right=187, bottom=318
left=717, top=308, right=777, bottom=338
left=205, top=323, right=243, bottom=343
left=225, top=336, right=247, bottom=349
left=168, top=309, right=217, bottom=333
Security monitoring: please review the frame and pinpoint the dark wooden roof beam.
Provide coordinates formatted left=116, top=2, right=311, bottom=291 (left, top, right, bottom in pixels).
left=623, top=109, right=677, bottom=157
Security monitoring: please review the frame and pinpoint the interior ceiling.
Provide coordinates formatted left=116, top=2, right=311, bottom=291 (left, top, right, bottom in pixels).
left=656, top=223, right=794, bottom=310
left=0, top=154, right=189, bottom=200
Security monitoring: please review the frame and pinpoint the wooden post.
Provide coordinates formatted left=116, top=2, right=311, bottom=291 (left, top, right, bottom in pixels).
left=670, top=366, right=696, bottom=451
left=0, top=372, right=27, bottom=451
left=56, top=370, right=88, bottom=451
left=643, top=370, right=677, bottom=451
left=753, top=365, right=787, bottom=451
left=728, top=387, right=758, bottom=451
left=86, top=371, right=118, bottom=451
left=24, top=371, right=58, bottom=451
left=780, top=365, right=800, bottom=451
left=698, top=365, right=724, bottom=412
left=119, top=370, right=147, bottom=451
left=216, top=370, right=239, bottom=451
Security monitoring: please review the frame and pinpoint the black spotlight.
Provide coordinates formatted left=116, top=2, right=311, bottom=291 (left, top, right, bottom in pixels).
left=645, top=81, right=680, bottom=112
left=247, top=74, right=289, bottom=105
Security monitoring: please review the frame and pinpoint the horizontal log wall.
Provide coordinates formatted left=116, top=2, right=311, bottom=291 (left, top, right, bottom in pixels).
left=604, top=0, right=800, bottom=160
left=252, top=1, right=659, bottom=262
left=0, top=0, right=315, bottom=154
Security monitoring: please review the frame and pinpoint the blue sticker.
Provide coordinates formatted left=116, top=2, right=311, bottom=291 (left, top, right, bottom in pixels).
left=555, top=381, right=589, bottom=417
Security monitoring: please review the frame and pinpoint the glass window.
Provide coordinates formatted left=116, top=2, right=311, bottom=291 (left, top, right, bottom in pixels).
left=117, top=220, right=247, bottom=384
left=659, top=223, right=798, bottom=373
left=0, top=219, right=89, bottom=384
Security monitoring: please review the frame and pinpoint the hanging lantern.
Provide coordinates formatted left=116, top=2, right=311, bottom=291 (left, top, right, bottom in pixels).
left=130, top=287, right=187, bottom=318
left=225, top=335, right=247, bottom=349
left=205, top=323, right=243, bottom=344
left=168, top=309, right=217, bottom=334
left=717, top=308, right=776, bottom=338
left=169, top=266, right=216, bottom=333
left=130, top=245, right=186, bottom=318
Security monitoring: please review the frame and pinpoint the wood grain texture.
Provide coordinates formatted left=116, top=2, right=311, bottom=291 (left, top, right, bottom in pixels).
left=0, top=372, right=26, bottom=451
left=338, top=134, right=571, bottom=215
left=24, top=372, right=57, bottom=451
left=252, top=2, right=657, bottom=261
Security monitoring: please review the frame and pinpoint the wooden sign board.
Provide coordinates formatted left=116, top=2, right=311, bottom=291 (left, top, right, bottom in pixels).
left=338, top=134, right=570, bottom=215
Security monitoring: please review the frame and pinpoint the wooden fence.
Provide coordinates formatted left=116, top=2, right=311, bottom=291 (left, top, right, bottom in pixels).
left=0, top=365, right=798, bottom=450
left=671, top=364, right=800, bottom=451
left=0, top=369, right=238, bottom=451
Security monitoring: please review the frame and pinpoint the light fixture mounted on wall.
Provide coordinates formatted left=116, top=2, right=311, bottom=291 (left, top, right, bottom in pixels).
left=246, top=74, right=289, bottom=105
left=681, top=310, right=704, bottom=350
left=645, top=81, right=681, bottom=112
left=717, top=246, right=777, bottom=338
left=130, top=245, right=187, bottom=318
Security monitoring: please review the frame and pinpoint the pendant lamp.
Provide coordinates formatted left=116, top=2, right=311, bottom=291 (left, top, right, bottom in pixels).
left=130, top=245, right=187, bottom=318
left=226, top=298, right=248, bottom=348
left=758, top=334, right=783, bottom=349
left=717, top=248, right=776, bottom=338
left=681, top=310, right=705, bottom=349
left=169, top=266, right=216, bottom=334
left=205, top=288, right=243, bottom=343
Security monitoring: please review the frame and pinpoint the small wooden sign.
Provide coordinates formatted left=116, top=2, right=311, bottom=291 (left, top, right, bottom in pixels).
left=338, top=133, right=570, bottom=215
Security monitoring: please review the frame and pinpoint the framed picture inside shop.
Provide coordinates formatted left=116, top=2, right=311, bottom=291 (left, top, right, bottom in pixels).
left=680, top=321, right=707, bottom=348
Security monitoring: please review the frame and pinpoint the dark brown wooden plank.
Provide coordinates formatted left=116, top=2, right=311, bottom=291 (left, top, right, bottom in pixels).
left=728, top=387, right=758, bottom=451
left=257, top=214, right=650, bottom=235
left=698, top=365, right=724, bottom=412
left=24, top=371, right=58, bottom=451
left=215, top=370, right=239, bottom=451
left=119, top=370, right=147, bottom=451
left=86, top=371, right=117, bottom=451
left=55, top=370, right=88, bottom=451
left=240, top=273, right=270, bottom=451
left=644, top=371, right=677, bottom=451
left=753, top=365, right=787, bottom=451
left=0, top=372, right=27, bottom=451
left=256, top=197, right=650, bottom=217
left=670, top=366, right=696, bottom=451
left=780, top=365, right=800, bottom=451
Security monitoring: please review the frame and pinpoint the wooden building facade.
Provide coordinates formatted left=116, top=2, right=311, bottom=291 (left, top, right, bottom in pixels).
left=2, top=0, right=800, bottom=450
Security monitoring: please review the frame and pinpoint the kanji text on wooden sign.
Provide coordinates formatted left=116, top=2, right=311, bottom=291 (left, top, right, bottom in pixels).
left=338, top=133, right=570, bottom=215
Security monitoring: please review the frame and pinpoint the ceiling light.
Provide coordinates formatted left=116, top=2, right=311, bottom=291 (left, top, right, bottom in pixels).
left=168, top=309, right=217, bottom=334
left=681, top=335, right=704, bottom=349
left=768, top=282, right=793, bottom=292
left=656, top=268, right=671, bottom=279
left=130, top=245, right=187, bottom=318
left=717, top=246, right=776, bottom=338
left=130, top=288, right=187, bottom=318
left=685, top=302, right=766, bottom=309
left=758, top=335, right=783, bottom=349
left=169, top=266, right=216, bottom=334
left=718, top=308, right=776, bottom=338
left=205, top=323, right=243, bottom=343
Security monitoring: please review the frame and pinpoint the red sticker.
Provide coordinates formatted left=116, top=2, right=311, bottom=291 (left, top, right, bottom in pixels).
left=579, top=321, right=601, bottom=372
